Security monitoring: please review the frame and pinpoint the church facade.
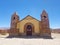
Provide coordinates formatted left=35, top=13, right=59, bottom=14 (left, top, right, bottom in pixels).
left=9, top=10, right=51, bottom=37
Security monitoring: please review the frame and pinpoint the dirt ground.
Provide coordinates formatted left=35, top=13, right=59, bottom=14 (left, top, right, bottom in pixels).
left=0, top=33, right=60, bottom=45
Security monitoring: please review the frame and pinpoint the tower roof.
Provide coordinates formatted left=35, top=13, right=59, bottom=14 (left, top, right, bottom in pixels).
left=41, top=10, right=48, bottom=16
left=13, top=12, right=18, bottom=15
left=42, top=10, right=46, bottom=13
left=11, top=12, right=19, bottom=19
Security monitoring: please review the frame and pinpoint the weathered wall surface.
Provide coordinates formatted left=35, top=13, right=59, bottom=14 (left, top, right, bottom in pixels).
left=17, top=16, right=41, bottom=35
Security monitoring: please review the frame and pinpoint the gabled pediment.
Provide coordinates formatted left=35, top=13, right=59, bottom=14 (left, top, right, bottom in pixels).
left=20, top=15, right=39, bottom=21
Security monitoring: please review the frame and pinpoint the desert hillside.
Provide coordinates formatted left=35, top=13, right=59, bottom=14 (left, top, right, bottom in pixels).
left=51, top=29, right=60, bottom=33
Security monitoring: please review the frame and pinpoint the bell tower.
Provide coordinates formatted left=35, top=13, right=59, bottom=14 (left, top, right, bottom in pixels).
left=11, top=12, right=19, bottom=29
left=41, top=10, right=51, bottom=37
left=9, top=12, right=19, bottom=36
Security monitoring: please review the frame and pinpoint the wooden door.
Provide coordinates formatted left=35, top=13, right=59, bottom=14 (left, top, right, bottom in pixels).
left=26, top=25, right=32, bottom=36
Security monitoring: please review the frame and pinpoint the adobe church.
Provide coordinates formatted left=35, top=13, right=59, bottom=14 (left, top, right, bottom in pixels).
left=9, top=10, right=51, bottom=37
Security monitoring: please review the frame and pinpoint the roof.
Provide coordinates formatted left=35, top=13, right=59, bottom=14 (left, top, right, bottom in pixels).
left=41, top=10, right=48, bottom=16
left=20, top=15, right=40, bottom=22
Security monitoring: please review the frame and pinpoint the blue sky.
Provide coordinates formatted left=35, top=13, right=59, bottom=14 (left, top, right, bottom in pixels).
left=0, top=0, right=60, bottom=29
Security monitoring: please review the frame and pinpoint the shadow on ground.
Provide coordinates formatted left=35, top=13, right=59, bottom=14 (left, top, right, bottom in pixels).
left=6, top=35, right=53, bottom=39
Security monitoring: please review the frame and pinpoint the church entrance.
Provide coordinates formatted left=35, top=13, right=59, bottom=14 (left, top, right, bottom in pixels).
left=24, top=23, right=34, bottom=36
left=26, top=25, right=32, bottom=36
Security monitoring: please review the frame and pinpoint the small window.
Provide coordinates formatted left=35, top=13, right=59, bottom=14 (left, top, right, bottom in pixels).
left=44, top=16, right=46, bottom=18
left=13, top=17, right=15, bottom=20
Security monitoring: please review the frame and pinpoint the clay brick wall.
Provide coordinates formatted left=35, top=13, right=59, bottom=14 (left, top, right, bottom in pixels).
left=40, top=10, right=51, bottom=36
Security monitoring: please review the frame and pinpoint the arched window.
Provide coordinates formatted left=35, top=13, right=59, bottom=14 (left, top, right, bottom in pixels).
left=44, top=16, right=46, bottom=18
left=27, top=25, right=32, bottom=30
left=13, top=17, right=15, bottom=20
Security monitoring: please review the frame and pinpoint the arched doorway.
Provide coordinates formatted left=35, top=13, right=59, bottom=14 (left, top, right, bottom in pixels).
left=24, top=23, right=34, bottom=36
left=26, top=25, right=32, bottom=36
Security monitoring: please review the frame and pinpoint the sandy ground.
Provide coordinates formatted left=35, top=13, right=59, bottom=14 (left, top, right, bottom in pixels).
left=0, top=33, right=60, bottom=45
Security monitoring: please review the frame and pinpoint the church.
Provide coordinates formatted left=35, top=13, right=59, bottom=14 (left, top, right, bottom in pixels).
left=9, top=10, right=51, bottom=37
